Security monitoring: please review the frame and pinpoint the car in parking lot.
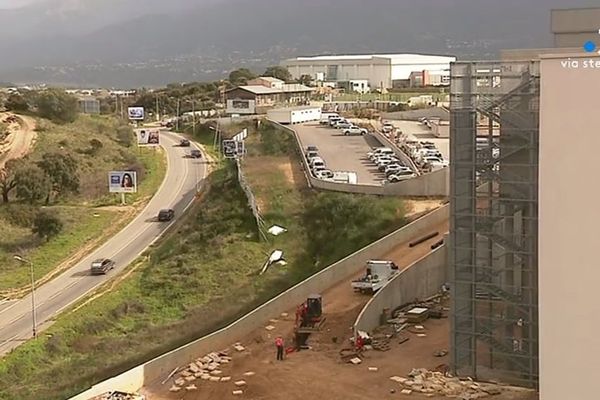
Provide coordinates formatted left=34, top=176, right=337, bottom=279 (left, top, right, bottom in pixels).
left=388, top=171, right=417, bottom=183
left=382, top=122, right=394, bottom=133
left=334, top=121, right=352, bottom=130
left=385, top=164, right=411, bottom=175
left=368, top=147, right=395, bottom=160
left=158, top=208, right=175, bottom=222
left=315, top=169, right=334, bottom=179
left=306, top=150, right=319, bottom=161
left=91, top=258, right=115, bottom=275
left=306, top=145, right=318, bottom=153
left=343, top=126, right=368, bottom=136
left=329, top=117, right=343, bottom=126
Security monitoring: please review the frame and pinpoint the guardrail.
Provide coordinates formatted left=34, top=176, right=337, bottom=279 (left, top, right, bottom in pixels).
left=268, top=121, right=448, bottom=197
left=353, top=241, right=448, bottom=337
left=69, top=204, right=449, bottom=400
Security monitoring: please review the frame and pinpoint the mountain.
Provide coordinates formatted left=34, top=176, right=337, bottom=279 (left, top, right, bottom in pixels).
left=0, top=0, right=596, bottom=87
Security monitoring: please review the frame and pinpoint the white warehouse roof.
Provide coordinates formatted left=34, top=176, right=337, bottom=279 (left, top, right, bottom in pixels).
left=291, top=53, right=456, bottom=65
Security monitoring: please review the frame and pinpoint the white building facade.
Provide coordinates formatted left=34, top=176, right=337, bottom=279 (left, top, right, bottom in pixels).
left=282, top=54, right=456, bottom=90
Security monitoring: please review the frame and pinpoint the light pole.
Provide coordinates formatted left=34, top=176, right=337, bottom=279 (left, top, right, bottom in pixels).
left=13, top=255, right=37, bottom=338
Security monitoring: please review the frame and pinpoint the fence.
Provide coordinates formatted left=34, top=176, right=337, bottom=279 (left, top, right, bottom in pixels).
left=234, top=157, right=268, bottom=241
left=353, top=243, right=448, bottom=337
left=69, top=204, right=449, bottom=400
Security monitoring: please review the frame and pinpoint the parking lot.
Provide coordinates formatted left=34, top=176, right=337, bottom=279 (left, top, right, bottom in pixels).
left=294, top=123, right=384, bottom=185
left=388, top=120, right=449, bottom=160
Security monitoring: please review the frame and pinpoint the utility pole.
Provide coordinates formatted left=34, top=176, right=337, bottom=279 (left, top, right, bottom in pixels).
left=176, top=99, right=181, bottom=131
left=155, top=95, right=160, bottom=122
left=13, top=256, right=36, bottom=338
left=192, top=99, right=196, bottom=135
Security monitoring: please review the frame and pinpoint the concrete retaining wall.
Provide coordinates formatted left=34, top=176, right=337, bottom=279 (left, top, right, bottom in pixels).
left=68, top=366, right=145, bottom=400
left=370, top=128, right=420, bottom=175
left=353, top=244, right=448, bottom=336
left=269, top=120, right=448, bottom=197
left=70, top=204, right=449, bottom=399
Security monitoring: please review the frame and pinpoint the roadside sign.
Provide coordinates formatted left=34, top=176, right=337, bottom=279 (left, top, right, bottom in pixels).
left=223, top=139, right=245, bottom=159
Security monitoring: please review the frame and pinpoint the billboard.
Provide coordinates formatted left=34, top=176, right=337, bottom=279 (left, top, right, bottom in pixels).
left=137, top=129, right=160, bottom=145
left=128, top=107, right=145, bottom=120
left=232, top=128, right=248, bottom=142
left=108, top=171, right=137, bottom=193
left=223, top=139, right=245, bottom=159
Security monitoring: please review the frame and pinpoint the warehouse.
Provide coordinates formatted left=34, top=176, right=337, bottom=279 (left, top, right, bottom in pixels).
left=225, top=78, right=313, bottom=115
left=266, top=106, right=321, bottom=124
left=282, top=54, right=456, bottom=90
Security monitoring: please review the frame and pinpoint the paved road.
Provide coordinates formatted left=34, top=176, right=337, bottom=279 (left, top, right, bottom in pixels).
left=0, top=130, right=207, bottom=355
left=294, top=123, right=384, bottom=185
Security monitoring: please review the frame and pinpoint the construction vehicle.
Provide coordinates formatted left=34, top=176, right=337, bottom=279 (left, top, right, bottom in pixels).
left=351, top=260, right=399, bottom=293
left=294, top=294, right=325, bottom=349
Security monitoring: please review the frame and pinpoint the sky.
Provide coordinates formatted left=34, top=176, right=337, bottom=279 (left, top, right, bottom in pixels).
left=0, top=0, right=36, bottom=8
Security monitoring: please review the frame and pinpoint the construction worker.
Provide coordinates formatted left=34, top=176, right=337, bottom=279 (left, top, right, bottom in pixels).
left=275, top=336, right=284, bottom=361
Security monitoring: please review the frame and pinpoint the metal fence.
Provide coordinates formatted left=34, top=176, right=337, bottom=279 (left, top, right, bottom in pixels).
left=234, top=158, right=268, bottom=241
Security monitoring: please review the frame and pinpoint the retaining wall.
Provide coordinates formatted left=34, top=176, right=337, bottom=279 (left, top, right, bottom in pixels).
left=269, top=120, right=449, bottom=197
left=353, top=243, right=448, bottom=336
left=70, top=204, right=449, bottom=399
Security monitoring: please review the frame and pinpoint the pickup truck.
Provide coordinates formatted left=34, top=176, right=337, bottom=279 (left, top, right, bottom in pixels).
left=351, top=260, right=399, bottom=293
left=343, top=126, right=368, bottom=136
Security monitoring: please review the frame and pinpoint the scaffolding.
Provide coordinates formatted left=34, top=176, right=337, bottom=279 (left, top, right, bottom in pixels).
left=449, top=61, right=539, bottom=388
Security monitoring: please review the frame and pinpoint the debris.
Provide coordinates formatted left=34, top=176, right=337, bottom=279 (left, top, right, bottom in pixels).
left=169, top=385, right=181, bottom=393
left=368, top=367, right=379, bottom=372
left=265, top=325, right=275, bottom=331
left=267, top=225, right=287, bottom=236
left=221, top=377, right=231, bottom=382
left=260, top=250, right=284, bottom=275
left=414, top=325, right=425, bottom=330
left=269, top=319, right=278, bottom=323
left=234, top=380, right=247, bottom=387
left=210, top=370, right=222, bottom=376
left=175, top=378, right=186, bottom=386
left=349, top=357, right=362, bottom=365
left=234, top=344, right=245, bottom=352
left=185, top=384, right=198, bottom=391
left=209, top=377, right=221, bottom=382
left=185, top=375, right=196, bottom=382
left=406, top=307, right=429, bottom=323
left=398, top=336, right=410, bottom=345
left=401, top=389, right=413, bottom=395
left=233, top=390, right=244, bottom=395
left=434, top=349, right=448, bottom=357
left=281, top=312, right=288, bottom=318
left=161, top=367, right=179, bottom=385
left=243, top=371, right=256, bottom=377
left=201, top=374, right=211, bottom=380
left=390, top=376, right=407, bottom=384
left=416, top=333, right=427, bottom=337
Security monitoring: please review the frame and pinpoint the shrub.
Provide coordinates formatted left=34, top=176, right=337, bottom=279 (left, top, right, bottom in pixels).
left=32, top=209, right=63, bottom=240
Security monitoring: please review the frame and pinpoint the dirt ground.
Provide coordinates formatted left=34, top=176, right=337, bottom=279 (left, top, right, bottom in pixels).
left=140, top=221, right=537, bottom=400
left=0, top=112, right=36, bottom=169
left=404, top=200, right=446, bottom=219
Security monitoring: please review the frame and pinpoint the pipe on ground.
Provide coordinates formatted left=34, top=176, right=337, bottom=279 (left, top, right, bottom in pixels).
left=409, top=231, right=439, bottom=248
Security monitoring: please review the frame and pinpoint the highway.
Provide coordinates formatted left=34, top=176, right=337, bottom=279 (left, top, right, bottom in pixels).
left=0, top=130, right=207, bottom=355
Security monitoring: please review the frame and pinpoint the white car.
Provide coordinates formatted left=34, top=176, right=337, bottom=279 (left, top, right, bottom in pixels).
left=315, top=169, right=334, bottom=179
left=382, top=123, right=394, bottom=133
left=335, top=121, right=352, bottom=130
left=385, top=164, right=411, bottom=175
left=388, top=171, right=417, bottom=183
left=343, top=126, right=368, bottom=136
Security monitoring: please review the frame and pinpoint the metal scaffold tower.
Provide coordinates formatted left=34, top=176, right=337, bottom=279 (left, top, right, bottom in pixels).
left=449, top=61, right=540, bottom=388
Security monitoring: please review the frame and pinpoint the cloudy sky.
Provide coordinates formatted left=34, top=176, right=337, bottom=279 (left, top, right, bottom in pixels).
left=0, top=0, right=36, bottom=8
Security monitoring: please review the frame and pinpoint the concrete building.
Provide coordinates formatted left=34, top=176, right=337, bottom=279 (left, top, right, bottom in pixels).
left=538, top=52, right=600, bottom=400
left=282, top=54, right=456, bottom=90
left=410, top=69, right=450, bottom=87
left=551, top=7, right=600, bottom=47
left=266, top=106, right=321, bottom=124
left=225, top=80, right=313, bottom=115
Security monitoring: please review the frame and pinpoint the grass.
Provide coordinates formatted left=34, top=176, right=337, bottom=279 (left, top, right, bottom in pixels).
left=0, top=115, right=166, bottom=291
left=0, top=121, right=410, bottom=400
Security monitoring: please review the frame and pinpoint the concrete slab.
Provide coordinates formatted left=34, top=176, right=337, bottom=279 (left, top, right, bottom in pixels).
left=294, top=123, right=385, bottom=185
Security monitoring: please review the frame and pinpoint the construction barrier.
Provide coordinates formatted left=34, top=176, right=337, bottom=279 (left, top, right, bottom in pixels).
left=69, top=204, right=449, bottom=399
left=353, top=242, right=448, bottom=337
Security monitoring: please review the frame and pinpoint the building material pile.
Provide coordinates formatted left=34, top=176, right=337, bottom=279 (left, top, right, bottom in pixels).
left=169, top=350, right=234, bottom=392
left=389, top=368, right=529, bottom=399
left=90, top=392, right=144, bottom=400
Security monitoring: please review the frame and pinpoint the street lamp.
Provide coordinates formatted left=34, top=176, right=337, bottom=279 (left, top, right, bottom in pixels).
left=13, top=255, right=37, bottom=338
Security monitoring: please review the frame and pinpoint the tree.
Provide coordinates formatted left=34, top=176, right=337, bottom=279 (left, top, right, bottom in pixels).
left=5, top=93, right=29, bottom=112
left=116, top=125, right=134, bottom=147
left=228, top=68, right=257, bottom=86
left=262, top=66, right=292, bottom=82
left=87, top=138, right=103, bottom=156
left=32, top=209, right=63, bottom=240
left=35, top=89, right=79, bottom=124
left=14, top=164, right=52, bottom=204
left=298, top=74, right=314, bottom=86
left=37, top=152, right=79, bottom=202
left=0, top=159, right=22, bottom=203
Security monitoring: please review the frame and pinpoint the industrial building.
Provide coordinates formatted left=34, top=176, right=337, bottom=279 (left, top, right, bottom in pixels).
left=225, top=77, right=313, bottom=115
left=449, top=51, right=600, bottom=400
left=282, top=54, right=455, bottom=90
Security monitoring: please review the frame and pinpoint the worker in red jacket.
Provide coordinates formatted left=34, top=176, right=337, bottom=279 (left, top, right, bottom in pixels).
left=275, top=336, right=284, bottom=361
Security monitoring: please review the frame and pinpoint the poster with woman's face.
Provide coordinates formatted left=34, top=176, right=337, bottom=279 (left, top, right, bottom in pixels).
left=108, top=171, right=137, bottom=193
left=137, top=129, right=160, bottom=145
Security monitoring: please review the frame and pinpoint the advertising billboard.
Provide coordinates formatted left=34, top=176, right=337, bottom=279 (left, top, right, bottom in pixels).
left=223, top=139, right=245, bottom=159
left=108, top=171, right=137, bottom=193
left=128, top=107, right=145, bottom=120
left=137, top=129, right=160, bottom=145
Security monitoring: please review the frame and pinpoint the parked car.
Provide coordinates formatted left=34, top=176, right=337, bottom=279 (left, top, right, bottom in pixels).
left=329, top=117, right=343, bottom=126
left=368, top=148, right=395, bottom=160
left=158, top=208, right=175, bottom=222
left=190, top=149, right=202, bottom=158
left=385, top=164, right=411, bottom=175
left=306, top=145, right=319, bottom=153
left=334, top=121, right=352, bottom=130
left=305, top=150, right=319, bottom=161
left=312, top=165, right=327, bottom=174
left=382, top=122, right=394, bottom=133
left=179, top=139, right=190, bottom=147
left=91, top=258, right=115, bottom=275
left=309, top=156, right=325, bottom=168
left=343, top=126, right=368, bottom=136
left=388, top=171, right=417, bottom=183
left=315, top=169, right=334, bottom=179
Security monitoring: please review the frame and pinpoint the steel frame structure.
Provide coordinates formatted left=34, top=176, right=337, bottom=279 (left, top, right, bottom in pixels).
left=449, top=61, right=539, bottom=387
